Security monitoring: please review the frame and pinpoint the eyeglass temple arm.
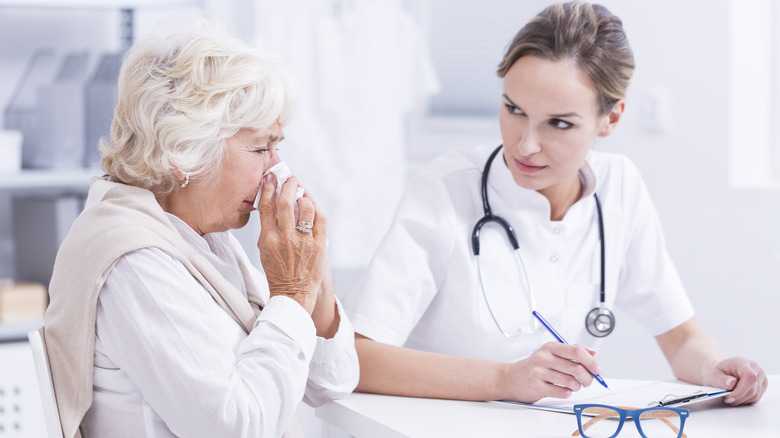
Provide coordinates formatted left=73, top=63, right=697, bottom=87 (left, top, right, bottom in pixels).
left=571, top=407, right=687, bottom=438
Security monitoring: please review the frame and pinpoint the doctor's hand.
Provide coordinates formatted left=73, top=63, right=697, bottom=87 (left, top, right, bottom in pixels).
left=503, top=342, right=601, bottom=403
left=702, top=357, right=768, bottom=406
left=258, top=173, right=328, bottom=315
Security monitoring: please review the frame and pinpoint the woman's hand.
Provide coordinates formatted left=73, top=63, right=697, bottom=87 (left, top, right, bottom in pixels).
left=656, top=317, right=767, bottom=406
left=501, top=342, right=602, bottom=403
left=257, top=173, right=328, bottom=314
left=702, top=357, right=768, bottom=406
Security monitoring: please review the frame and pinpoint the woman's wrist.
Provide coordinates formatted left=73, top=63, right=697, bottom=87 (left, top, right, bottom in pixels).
left=269, top=288, right=317, bottom=314
left=312, top=300, right=339, bottom=339
left=701, top=356, right=725, bottom=385
left=310, top=273, right=338, bottom=338
left=310, top=281, right=338, bottom=338
left=489, top=361, right=514, bottom=400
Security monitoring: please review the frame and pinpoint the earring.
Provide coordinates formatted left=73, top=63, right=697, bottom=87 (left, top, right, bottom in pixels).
left=179, top=174, right=190, bottom=188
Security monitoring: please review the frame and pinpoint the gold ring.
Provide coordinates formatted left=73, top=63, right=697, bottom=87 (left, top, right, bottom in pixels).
left=295, top=225, right=313, bottom=234
left=297, top=220, right=313, bottom=229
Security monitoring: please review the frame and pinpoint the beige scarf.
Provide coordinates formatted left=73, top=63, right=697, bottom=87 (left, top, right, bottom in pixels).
left=44, top=177, right=301, bottom=437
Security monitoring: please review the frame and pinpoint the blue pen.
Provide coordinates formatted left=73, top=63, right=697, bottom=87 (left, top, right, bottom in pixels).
left=532, top=310, right=609, bottom=389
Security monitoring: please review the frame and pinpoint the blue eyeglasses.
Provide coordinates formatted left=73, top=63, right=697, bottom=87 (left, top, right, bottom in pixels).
left=572, top=404, right=690, bottom=438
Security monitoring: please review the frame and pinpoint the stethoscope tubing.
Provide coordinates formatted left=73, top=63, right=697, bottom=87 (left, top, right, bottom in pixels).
left=472, top=144, right=612, bottom=337
left=472, top=145, right=519, bottom=255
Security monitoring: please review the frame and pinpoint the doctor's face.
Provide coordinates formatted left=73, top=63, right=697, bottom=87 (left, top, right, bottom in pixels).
left=498, top=55, right=620, bottom=197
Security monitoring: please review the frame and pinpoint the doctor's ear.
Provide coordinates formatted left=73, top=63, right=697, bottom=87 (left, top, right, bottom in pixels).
left=597, top=99, right=626, bottom=137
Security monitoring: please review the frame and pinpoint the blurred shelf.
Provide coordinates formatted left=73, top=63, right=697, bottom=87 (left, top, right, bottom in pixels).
left=0, top=0, right=202, bottom=9
left=0, top=320, right=42, bottom=343
left=0, top=168, right=100, bottom=191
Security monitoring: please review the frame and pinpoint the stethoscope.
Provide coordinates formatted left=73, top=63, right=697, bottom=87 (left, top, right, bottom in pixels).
left=471, top=145, right=615, bottom=338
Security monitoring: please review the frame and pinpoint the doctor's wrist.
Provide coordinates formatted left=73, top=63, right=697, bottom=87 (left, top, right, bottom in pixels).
left=490, top=361, right=517, bottom=400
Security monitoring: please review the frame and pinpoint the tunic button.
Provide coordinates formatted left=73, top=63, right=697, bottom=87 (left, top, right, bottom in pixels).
left=550, top=254, right=560, bottom=263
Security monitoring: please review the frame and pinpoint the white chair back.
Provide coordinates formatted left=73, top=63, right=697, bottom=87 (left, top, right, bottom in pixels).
left=28, top=327, right=64, bottom=438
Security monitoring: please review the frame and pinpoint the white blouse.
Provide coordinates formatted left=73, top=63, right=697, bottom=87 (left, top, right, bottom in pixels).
left=344, top=144, right=695, bottom=361
left=81, top=213, right=359, bottom=437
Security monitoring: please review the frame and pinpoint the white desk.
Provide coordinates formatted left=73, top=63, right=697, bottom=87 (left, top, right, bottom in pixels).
left=316, top=375, right=777, bottom=437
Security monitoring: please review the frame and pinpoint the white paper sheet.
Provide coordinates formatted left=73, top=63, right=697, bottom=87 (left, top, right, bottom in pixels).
left=495, top=378, right=730, bottom=413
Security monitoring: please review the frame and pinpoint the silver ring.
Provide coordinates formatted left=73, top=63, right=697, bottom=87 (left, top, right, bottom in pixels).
left=295, top=225, right=313, bottom=234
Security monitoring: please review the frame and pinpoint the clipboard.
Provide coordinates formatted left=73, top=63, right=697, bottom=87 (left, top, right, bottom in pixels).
left=494, top=378, right=731, bottom=413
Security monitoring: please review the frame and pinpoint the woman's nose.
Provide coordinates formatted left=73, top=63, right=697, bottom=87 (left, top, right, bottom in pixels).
left=260, top=155, right=281, bottom=179
left=514, top=126, right=541, bottom=157
left=268, top=151, right=282, bottom=167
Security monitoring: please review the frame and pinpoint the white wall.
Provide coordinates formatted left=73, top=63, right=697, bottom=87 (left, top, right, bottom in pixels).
left=587, top=0, right=780, bottom=378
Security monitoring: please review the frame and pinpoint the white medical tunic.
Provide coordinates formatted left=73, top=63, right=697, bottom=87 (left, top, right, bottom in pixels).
left=82, top=213, right=359, bottom=437
left=343, top=144, right=695, bottom=361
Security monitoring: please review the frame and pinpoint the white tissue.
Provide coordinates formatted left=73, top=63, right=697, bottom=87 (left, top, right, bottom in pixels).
left=253, top=162, right=305, bottom=209
left=255, top=162, right=327, bottom=245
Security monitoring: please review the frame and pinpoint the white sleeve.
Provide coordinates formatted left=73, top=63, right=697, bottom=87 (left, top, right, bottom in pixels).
left=303, top=298, right=360, bottom=407
left=96, top=248, right=315, bottom=438
left=226, top=231, right=359, bottom=407
left=615, top=158, right=695, bottom=335
left=343, top=172, right=457, bottom=346
left=229, top=232, right=359, bottom=406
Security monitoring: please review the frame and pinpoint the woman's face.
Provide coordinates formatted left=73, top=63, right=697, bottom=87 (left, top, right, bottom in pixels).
left=498, top=55, right=622, bottom=198
left=178, top=123, right=283, bottom=235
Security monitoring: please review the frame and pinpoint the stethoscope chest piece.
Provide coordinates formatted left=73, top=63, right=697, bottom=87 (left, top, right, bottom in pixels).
left=586, top=306, right=615, bottom=337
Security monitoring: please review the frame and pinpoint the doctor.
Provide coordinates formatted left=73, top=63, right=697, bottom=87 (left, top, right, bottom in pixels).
left=343, top=1, right=767, bottom=405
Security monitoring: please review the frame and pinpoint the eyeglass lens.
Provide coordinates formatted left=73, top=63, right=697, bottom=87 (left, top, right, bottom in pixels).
left=580, top=406, right=683, bottom=438
left=637, top=409, right=683, bottom=438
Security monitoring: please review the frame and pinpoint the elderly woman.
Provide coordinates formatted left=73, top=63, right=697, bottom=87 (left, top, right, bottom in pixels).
left=43, top=28, right=359, bottom=438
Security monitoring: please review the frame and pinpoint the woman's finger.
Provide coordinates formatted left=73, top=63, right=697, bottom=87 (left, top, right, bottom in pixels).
left=296, top=197, right=316, bottom=232
left=545, top=367, right=585, bottom=393
left=257, top=173, right=278, bottom=231
left=293, top=180, right=327, bottom=242
left=275, top=176, right=298, bottom=230
left=548, top=343, right=602, bottom=384
left=728, top=365, right=767, bottom=405
left=312, top=203, right=328, bottom=245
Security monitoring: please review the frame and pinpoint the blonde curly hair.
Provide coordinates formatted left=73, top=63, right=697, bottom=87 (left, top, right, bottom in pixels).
left=101, top=27, right=296, bottom=195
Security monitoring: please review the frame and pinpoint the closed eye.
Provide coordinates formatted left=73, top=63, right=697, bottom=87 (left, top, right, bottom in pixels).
left=251, top=133, right=284, bottom=155
left=254, top=143, right=281, bottom=156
